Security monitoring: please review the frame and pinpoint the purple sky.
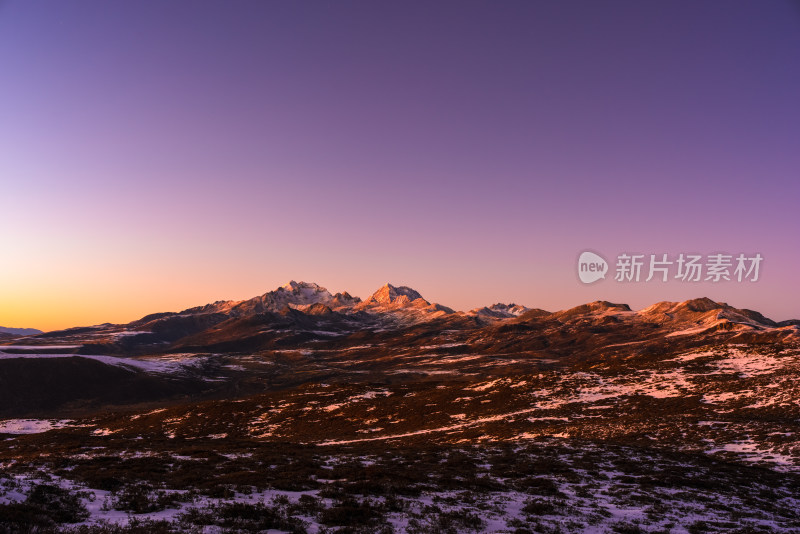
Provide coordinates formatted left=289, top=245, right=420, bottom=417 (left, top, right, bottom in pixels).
left=1, top=1, right=799, bottom=330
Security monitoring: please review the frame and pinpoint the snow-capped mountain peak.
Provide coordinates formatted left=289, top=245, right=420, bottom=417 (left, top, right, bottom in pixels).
left=252, top=281, right=334, bottom=311
left=636, top=297, right=778, bottom=335
left=280, top=280, right=323, bottom=293
left=365, top=284, right=426, bottom=306
left=277, top=281, right=332, bottom=300
left=352, top=283, right=454, bottom=322
left=469, top=303, right=530, bottom=319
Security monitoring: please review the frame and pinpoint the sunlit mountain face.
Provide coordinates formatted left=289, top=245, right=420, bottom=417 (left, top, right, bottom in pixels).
left=1, top=282, right=798, bottom=532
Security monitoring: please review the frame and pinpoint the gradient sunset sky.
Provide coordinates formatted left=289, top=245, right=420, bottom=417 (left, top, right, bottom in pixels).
left=1, top=1, right=799, bottom=331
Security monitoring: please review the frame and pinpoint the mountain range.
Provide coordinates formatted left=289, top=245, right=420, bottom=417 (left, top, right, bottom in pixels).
left=11, top=280, right=798, bottom=349
left=0, top=326, right=42, bottom=337
left=0, top=280, right=796, bottom=418
left=1, top=281, right=799, bottom=532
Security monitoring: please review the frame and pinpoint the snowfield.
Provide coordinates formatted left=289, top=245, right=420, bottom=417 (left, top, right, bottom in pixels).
left=0, top=419, right=74, bottom=434
left=0, top=352, right=210, bottom=375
